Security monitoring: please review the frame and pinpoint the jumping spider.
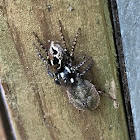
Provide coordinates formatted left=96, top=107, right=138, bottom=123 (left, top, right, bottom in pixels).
left=33, top=20, right=100, bottom=110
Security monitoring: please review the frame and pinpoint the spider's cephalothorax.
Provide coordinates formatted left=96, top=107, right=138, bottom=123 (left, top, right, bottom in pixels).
left=47, top=41, right=69, bottom=73
left=33, top=20, right=100, bottom=110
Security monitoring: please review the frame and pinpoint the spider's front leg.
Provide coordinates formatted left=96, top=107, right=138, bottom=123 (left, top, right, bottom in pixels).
left=32, top=32, right=49, bottom=61
left=32, top=43, right=47, bottom=64
left=33, top=42, right=53, bottom=77
left=32, top=32, right=47, bottom=51
left=70, top=28, right=81, bottom=59
left=33, top=32, right=54, bottom=78
left=58, top=20, right=68, bottom=52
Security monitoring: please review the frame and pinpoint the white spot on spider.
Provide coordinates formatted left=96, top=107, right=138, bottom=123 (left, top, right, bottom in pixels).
left=51, top=60, right=54, bottom=65
left=70, top=78, right=74, bottom=83
left=60, top=72, right=65, bottom=79
left=65, top=66, right=71, bottom=73
left=50, top=41, right=58, bottom=53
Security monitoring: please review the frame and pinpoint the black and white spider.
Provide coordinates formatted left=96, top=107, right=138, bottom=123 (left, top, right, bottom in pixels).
left=33, top=20, right=100, bottom=110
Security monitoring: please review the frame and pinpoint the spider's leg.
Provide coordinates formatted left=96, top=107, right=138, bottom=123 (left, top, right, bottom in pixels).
left=80, top=58, right=93, bottom=76
left=32, top=33, right=56, bottom=79
left=54, top=78, right=61, bottom=85
left=33, top=43, right=48, bottom=64
left=32, top=32, right=48, bottom=55
left=74, top=57, right=90, bottom=70
left=33, top=43, right=55, bottom=78
left=70, top=28, right=81, bottom=58
left=59, top=20, right=67, bottom=52
left=47, top=65, right=55, bottom=78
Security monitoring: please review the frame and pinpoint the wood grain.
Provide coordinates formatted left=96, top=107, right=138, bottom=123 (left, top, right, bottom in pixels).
left=0, top=0, right=129, bottom=139
left=0, top=114, right=6, bottom=140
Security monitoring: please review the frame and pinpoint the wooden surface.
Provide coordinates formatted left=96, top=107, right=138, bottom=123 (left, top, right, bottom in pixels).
left=0, top=0, right=129, bottom=140
left=0, top=114, right=6, bottom=140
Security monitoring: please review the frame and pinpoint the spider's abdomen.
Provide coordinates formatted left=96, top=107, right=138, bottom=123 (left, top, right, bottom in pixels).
left=67, top=79, right=100, bottom=110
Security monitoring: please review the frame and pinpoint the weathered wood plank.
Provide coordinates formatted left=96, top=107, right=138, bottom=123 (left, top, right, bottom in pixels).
left=0, top=114, right=6, bottom=140
left=0, top=0, right=129, bottom=139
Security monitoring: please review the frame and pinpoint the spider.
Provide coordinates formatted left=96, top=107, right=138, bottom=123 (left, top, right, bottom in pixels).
left=32, top=20, right=100, bottom=110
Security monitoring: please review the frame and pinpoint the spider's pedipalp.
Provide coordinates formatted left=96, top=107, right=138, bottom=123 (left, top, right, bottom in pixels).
left=70, top=28, right=81, bottom=58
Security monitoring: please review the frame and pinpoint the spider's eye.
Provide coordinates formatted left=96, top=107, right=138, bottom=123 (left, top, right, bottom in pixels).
left=53, top=57, right=59, bottom=65
left=52, top=48, right=58, bottom=54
